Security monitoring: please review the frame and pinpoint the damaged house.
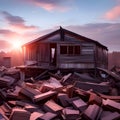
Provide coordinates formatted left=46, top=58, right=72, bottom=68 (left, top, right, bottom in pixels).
left=22, top=27, right=108, bottom=70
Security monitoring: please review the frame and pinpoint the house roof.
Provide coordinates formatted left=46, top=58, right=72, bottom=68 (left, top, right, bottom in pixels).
left=23, top=27, right=108, bottom=50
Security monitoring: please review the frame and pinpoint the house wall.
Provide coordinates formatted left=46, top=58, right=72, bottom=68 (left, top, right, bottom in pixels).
left=95, top=46, right=108, bottom=69
left=23, top=32, right=108, bottom=69
left=24, top=43, right=50, bottom=66
left=57, top=42, right=95, bottom=69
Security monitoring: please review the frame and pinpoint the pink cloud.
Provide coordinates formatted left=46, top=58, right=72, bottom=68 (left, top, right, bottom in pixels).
left=1, top=11, right=39, bottom=33
left=22, top=0, right=71, bottom=12
left=104, top=5, right=120, bottom=20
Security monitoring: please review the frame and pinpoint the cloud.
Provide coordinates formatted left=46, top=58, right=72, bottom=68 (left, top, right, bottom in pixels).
left=0, top=29, right=20, bottom=39
left=1, top=11, right=39, bottom=33
left=22, top=0, right=72, bottom=11
left=66, top=23, right=120, bottom=51
left=0, top=40, right=12, bottom=51
left=104, top=5, right=120, bottom=20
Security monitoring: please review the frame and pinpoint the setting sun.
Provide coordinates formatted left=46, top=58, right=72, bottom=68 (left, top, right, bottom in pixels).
left=12, top=40, right=22, bottom=50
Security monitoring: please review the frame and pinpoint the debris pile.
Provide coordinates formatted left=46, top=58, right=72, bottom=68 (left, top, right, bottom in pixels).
left=0, top=66, right=120, bottom=120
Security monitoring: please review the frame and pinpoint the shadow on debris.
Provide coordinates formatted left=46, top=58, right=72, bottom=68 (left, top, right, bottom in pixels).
left=0, top=66, right=120, bottom=119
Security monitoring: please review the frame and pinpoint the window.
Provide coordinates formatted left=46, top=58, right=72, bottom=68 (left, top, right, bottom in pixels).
left=75, top=46, right=80, bottom=54
left=60, top=46, right=67, bottom=54
left=60, top=45, right=80, bottom=55
left=68, top=46, right=74, bottom=54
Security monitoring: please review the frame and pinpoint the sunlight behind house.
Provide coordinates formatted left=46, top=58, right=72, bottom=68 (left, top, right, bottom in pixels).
left=12, top=40, right=22, bottom=50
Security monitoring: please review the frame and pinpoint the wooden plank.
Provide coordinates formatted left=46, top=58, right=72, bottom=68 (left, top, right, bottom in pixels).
left=101, top=112, right=120, bottom=120
left=88, top=93, right=102, bottom=105
left=57, top=93, right=69, bottom=107
left=9, top=108, right=31, bottom=120
left=44, top=100, right=63, bottom=113
left=103, top=99, right=120, bottom=112
left=30, top=112, right=44, bottom=120
left=97, top=67, right=120, bottom=82
left=74, top=72, right=101, bottom=83
left=97, top=93, right=120, bottom=102
left=83, top=104, right=100, bottom=120
left=33, top=91, right=57, bottom=103
left=38, top=112, right=57, bottom=120
left=62, top=108, right=80, bottom=120
left=72, top=98, right=87, bottom=112
left=20, top=86, right=40, bottom=100
left=74, top=81, right=109, bottom=94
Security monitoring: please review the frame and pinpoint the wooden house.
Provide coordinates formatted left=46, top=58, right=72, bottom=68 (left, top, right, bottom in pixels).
left=22, top=27, right=108, bottom=70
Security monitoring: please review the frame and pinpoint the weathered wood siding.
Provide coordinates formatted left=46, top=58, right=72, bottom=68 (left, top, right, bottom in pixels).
left=25, top=43, right=50, bottom=66
left=57, top=42, right=95, bottom=69
left=96, top=46, right=108, bottom=69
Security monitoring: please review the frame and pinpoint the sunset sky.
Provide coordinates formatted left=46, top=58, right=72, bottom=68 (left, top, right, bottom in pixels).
left=0, top=0, right=120, bottom=52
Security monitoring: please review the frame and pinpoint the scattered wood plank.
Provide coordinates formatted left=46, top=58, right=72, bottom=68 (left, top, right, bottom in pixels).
left=72, top=98, right=87, bottom=112
left=44, top=100, right=63, bottom=114
left=33, top=91, right=57, bottom=103
left=38, top=112, right=57, bottom=120
left=9, top=108, right=31, bottom=120
left=88, top=93, right=102, bottom=105
left=30, top=111, right=44, bottom=120
left=20, top=86, right=40, bottom=100
left=74, top=81, right=109, bottom=94
left=101, top=112, right=120, bottom=120
left=103, top=99, right=120, bottom=112
left=83, top=104, right=100, bottom=120
left=74, top=72, right=101, bottom=83
left=63, top=108, right=80, bottom=120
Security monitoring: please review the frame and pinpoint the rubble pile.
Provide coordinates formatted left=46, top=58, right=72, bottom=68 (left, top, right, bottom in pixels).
left=0, top=67, right=120, bottom=120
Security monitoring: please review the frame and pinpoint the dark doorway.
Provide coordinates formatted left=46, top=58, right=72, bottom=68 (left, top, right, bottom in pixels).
left=50, top=43, right=57, bottom=66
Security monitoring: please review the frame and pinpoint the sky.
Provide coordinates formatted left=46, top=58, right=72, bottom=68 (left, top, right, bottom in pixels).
left=0, top=0, right=120, bottom=52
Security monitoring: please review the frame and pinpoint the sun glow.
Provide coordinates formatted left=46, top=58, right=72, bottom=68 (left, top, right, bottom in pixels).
left=12, top=40, right=22, bottom=50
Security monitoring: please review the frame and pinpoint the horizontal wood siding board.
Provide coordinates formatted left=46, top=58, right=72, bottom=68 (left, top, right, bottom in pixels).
left=59, top=63, right=94, bottom=69
left=58, top=56, right=94, bottom=63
